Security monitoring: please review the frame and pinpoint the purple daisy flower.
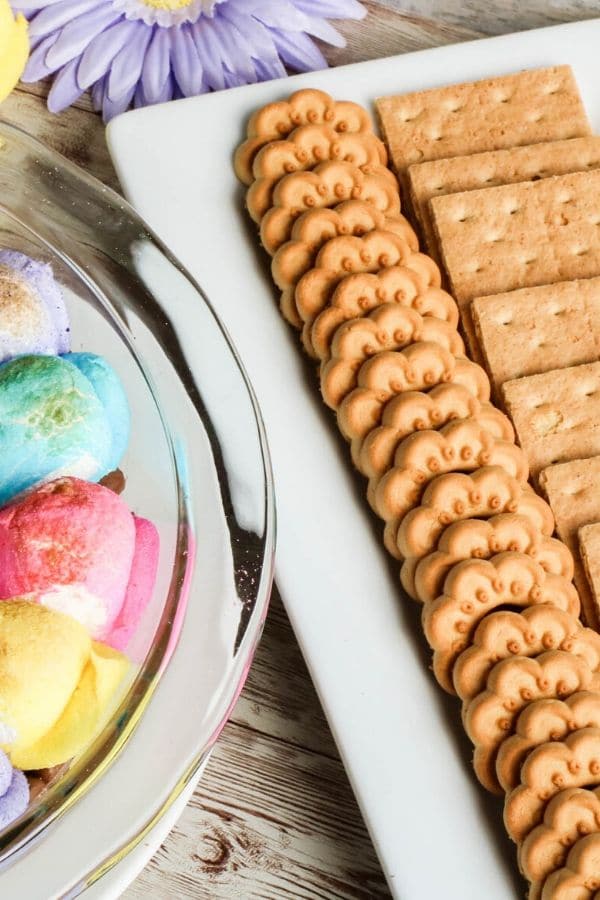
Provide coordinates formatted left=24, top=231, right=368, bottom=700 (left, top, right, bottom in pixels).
left=12, top=0, right=366, bottom=121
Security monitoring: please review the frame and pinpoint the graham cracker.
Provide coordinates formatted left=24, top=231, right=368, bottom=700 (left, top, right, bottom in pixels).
left=539, top=457, right=600, bottom=629
left=429, top=170, right=600, bottom=331
left=473, top=278, right=600, bottom=395
left=376, top=66, right=590, bottom=181
left=407, top=136, right=600, bottom=258
left=502, top=361, right=600, bottom=479
left=579, top=523, right=600, bottom=620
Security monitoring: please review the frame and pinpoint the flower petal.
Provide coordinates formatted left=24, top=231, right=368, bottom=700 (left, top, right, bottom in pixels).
left=45, top=5, right=121, bottom=71
left=141, top=27, right=170, bottom=103
left=102, top=81, right=136, bottom=122
left=190, top=19, right=224, bottom=90
left=47, top=57, right=85, bottom=112
left=170, top=25, right=203, bottom=96
left=21, top=31, right=59, bottom=82
left=249, top=0, right=308, bottom=31
left=269, top=27, right=327, bottom=71
left=77, top=18, right=138, bottom=90
left=107, top=23, right=152, bottom=101
left=294, top=0, right=365, bottom=18
left=211, top=17, right=256, bottom=83
left=91, top=72, right=106, bottom=111
left=28, top=0, right=104, bottom=40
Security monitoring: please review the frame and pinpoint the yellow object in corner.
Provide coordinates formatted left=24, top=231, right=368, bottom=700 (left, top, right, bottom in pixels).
left=0, top=0, right=29, bottom=104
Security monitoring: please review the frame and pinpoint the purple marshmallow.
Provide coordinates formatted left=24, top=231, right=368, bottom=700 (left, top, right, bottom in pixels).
left=0, top=751, right=29, bottom=831
left=0, top=250, right=70, bottom=363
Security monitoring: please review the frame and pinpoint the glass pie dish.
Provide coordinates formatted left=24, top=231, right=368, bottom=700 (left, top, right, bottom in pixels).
left=0, top=120, right=275, bottom=896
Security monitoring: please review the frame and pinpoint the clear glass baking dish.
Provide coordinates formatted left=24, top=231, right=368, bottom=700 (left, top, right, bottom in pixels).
left=0, top=120, right=275, bottom=895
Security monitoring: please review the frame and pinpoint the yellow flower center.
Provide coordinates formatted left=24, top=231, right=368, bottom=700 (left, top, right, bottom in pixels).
left=139, top=0, right=194, bottom=9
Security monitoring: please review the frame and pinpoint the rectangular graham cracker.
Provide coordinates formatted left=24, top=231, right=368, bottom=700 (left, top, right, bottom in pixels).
left=472, top=278, right=600, bottom=395
left=375, top=66, right=591, bottom=182
left=429, top=170, right=600, bottom=351
left=579, top=523, right=600, bottom=619
left=503, top=361, right=600, bottom=479
left=407, top=137, right=600, bottom=259
left=539, top=457, right=600, bottom=629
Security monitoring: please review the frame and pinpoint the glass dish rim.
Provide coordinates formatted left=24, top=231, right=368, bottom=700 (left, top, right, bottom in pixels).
left=0, top=118, right=276, bottom=891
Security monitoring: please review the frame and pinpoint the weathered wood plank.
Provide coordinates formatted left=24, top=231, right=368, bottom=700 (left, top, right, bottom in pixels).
left=123, top=721, right=390, bottom=900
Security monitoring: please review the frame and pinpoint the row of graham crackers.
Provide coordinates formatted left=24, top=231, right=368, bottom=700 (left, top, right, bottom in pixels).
left=236, top=89, right=600, bottom=899
left=376, top=66, right=600, bottom=628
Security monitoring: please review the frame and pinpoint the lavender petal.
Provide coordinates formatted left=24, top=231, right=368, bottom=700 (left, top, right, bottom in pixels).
left=190, top=19, right=225, bottom=91
left=21, top=31, right=59, bottom=82
left=47, top=56, right=85, bottom=112
left=102, top=81, right=136, bottom=122
left=28, top=0, right=103, bottom=40
left=45, top=5, right=121, bottom=71
left=270, top=27, right=327, bottom=71
left=170, top=26, right=204, bottom=96
left=77, top=18, right=138, bottom=90
left=107, top=23, right=152, bottom=102
left=294, top=0, right=365, bottom=18
left=212, top=17, right=256, bottom=83
left=91, top=72, right=106, bottom=111
left=141, top=28, right=170, bottom=103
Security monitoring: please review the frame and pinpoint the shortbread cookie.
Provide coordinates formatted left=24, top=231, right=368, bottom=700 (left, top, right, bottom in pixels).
left=539, top=457, right=600, bottom=631
left=397, top=467, right=555, bottom=561
left=411, top=515, right=573, bottom=604
left=248, top=129, right=393, bottom=221
left=252, top=124, right=387, bottom=182
left=295, top=233, right=438, bottom=355
left=453, top=608, right=595, bottom=704
left=503, top=362, right=600, bottom=480
left=497, top=692, right=600, bottom=794
left=519, top=786, right=600, bottom=887
left=580, top=524, right=600, bottom=622
left=371, top=418, right=528, bottom=525
left=422, top=552, right=580, bottom=695
left=272, top=201, right=418, bottom=327
left=376, top=66, right=590, bottom=181
left=429, top=170, right=600, bottom=307
left=235, top=89, right=374, bottom=185
left=320, top=304, right=464, bottom=409
left=505, top=727, right=600, bottom=843
left=260, top=161, right=401, bottom=254
left=361, top=398, right=511, bottom=481
left=407, top=136, right=600, bottom=258
left=540, top=832, right=600, bottom=900
left=311, top=271, right=456, bottom=361
left=465, top=652, right=598, bottom=794
left=472, top=278, right=600, bottom=395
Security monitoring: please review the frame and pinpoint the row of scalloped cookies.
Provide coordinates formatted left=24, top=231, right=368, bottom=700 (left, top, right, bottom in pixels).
left=234, top=89, right=600, bottom=898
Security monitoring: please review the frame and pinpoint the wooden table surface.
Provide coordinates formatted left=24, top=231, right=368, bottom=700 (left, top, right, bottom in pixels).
left=2, top=2, right=597, bottom=896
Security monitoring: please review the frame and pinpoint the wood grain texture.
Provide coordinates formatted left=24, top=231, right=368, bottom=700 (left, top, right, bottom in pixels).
left=4, top=1, right=598, bottom=896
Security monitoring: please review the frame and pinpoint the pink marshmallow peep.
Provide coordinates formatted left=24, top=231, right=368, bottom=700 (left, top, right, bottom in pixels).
left=0, top=477, right=159, bottom=650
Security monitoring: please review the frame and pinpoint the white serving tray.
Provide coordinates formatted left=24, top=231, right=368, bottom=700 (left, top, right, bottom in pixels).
left=107, top=20, right=600, bottom=897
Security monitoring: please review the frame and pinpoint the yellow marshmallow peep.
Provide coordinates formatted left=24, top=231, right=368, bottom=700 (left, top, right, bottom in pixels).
left=0, top=600, right=130, bottom=770
left=0, top=0, right=28, bottom=104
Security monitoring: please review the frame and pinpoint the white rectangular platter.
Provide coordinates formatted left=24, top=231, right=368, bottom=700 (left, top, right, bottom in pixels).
left=107, top=20, right=600, bottom=898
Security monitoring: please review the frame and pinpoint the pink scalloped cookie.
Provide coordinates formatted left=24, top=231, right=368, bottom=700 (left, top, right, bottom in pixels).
left=0, top=477, right=159, bottom=650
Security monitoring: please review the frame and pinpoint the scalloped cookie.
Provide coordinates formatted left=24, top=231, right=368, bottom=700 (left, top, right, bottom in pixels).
left=411, top=516, right=573, bottom=605
left=505, top=727, right=600, bottom=843
left=272, top=201, right=417, bottom=327
left=260, top=161, right=401, bottom=254
left=235, top=89, right=374, bottom=185
left=311, top=272, right=455, bottom=361
left=519, top=786, right=600, bottom=887
left=540, top=831, right=600, bottom=899
left=320, top=304, right=464, bottom=410
left=453, top=608, right=594, bottom=703
left=397, top=467, right=555, bottom=561
left=497, top=692, right=600, bottom=794
left=422, top=552, right=580, bottom=695
left=465, top=652, right=599, bottom=794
